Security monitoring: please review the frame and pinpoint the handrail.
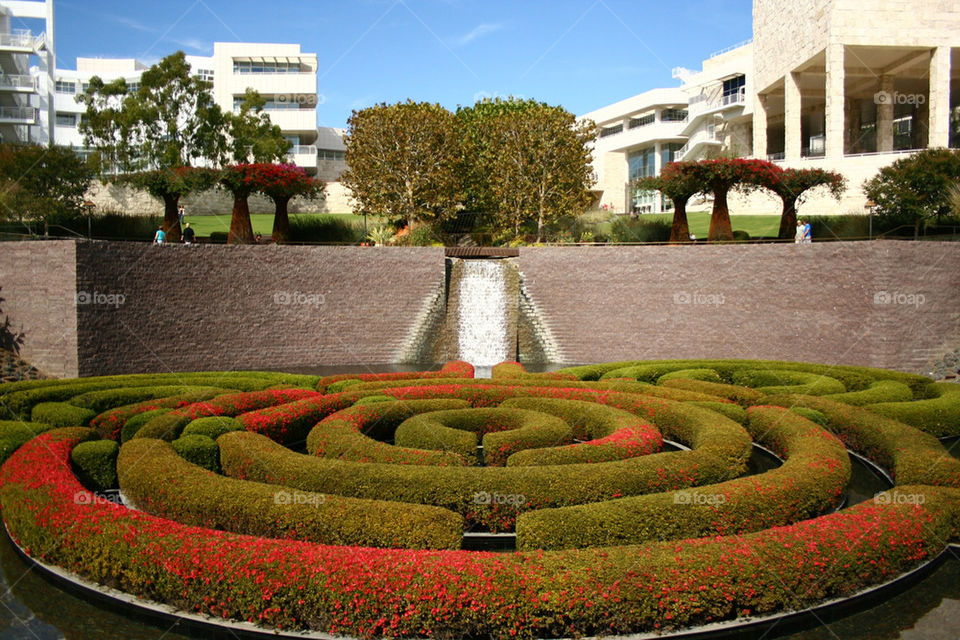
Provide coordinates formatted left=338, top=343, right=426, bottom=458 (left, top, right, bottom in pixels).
left=709, top=38, right=753, bottom=58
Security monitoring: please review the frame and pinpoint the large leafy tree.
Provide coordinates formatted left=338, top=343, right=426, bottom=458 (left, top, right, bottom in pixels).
left=688, top=158, right=781, bottom=241
left=252, top=163, right=325, bottom=243
left=227, top=89, right=291, bottom=164
left=0, top=144, right=95, bottom=226
left=114, top=167, right=219, bottom=237
left=78, top=51, right=230, bottom=240
left=634, top=161, right=703, bottom=243
left=763, top=168, right=846, bottom=238
left=864, top=148, right=960, bottom=225
left=457, top=98, right=596, bottom=242
left=341, top=101, right=461, bottom=228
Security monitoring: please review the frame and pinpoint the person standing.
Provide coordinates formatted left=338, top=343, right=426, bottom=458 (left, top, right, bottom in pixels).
left=178, top=205, right=185, bottom=226
left=182, top=222, right=195, bottom=245
left=802, top=219, right=812, bottom=243
left=153, top=226, right=165, bottom=244
left=795, top=220, right=804, bottom=244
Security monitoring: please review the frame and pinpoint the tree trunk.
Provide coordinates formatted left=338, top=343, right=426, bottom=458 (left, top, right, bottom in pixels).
left=228, top=194, right=254, bottom=244
left=163, top=194, right=181, bottom=242
left=669, top=197, right=691, bottom=243
left=777, top=199, right=798, bottom=239
left=707, top=188, right=734, bottom=242
left=272, top=196, right=291, bottom=244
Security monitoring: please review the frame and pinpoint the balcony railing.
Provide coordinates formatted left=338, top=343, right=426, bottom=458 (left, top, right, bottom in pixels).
left=0, top=106, right=36, bottom=121
left=676, top=128, right=722, bottom=160
left=0, top=30, right=39, bottom=49
left=287, top=145, right=317, bottom=156
left=689, top=87, right=747, bottom=114
left=0, top=74, right=37, bottom=90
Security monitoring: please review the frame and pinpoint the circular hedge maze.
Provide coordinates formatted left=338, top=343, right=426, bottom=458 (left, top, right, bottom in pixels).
left=0, top=359, right=958, bottom=638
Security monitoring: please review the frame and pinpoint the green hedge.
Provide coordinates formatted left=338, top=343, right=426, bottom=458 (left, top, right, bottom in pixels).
left=67, top=385, right=227, bottom=414
left=515, top=406, right=850, bottom=549
left=220, top=393, right=750, bottom=532
left=824, top=380, right=914, bottom=406
left=307, top=400, right=471, bottom=466
left=867, top=383, right=960, bottom=437
left=90, top=388, right=236, bottom=440
left=731, top=369, right=846, bottom=395
left=31, top=402, right=96, bottom=428
left=396, top=408, right=573, bottom=467
left=498, top=398, right=659, bottom=466
left=0, top=420, right=54, bottom=464
left=765, top=393, right=960, bottom=487
left=659, top=378, right=764, bottom=406
left=182, top=416, right=243, bottom=440
left=688, top=401, right=747, bottom=424
left=120, top=409, right=170, bottom=443
left=118, top=438, right=463, bottom=549
left=657, top=368, right=723, bottom=383
left=172, top=434, right=221, bottom=472
left=70, top=439, right=119, bottom=491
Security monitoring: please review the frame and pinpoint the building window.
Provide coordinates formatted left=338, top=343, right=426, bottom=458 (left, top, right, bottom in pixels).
left=55, top=112, right=77, bottom=127
left=195, top=69, right=214, bottom=82
left=660, top=108, right=688, bottom=122
left=629, top=114, right=655, bottom=129
left=660, top=142, right=684, bottom=167
left=55, top=80, right=76, bottom=94
left=233, top=96, right=306, bottom=112
left=722, top=75, right=746, bottom=104
left=233, top=60, right=303, bottom=74
left=319, top=149, right=345, bottom=161
left=599, top=123, right=623, bottom=138
left=81, top=82, right=90, bottom=93
left=126, top=81, right=139, bottom=93
left=628, top=147, right=656, bottom=181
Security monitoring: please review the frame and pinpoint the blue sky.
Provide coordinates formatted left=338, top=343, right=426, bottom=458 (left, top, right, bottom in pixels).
left=48, top=0, right=753, bottom=128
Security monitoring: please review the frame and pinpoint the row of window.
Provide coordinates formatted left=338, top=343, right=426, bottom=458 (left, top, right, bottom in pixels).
left=627, top=142, right=684, bottom=181
left=55, top=112, right=86, bottom=126
left=232, top=61, right=305, bottom=74
left=604, top=108, right=690, bottom=138
left=319, top=149, right=345, bottom=161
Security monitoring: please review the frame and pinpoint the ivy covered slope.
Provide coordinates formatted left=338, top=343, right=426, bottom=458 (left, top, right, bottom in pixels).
left=0, top=359, right=958, bottom=639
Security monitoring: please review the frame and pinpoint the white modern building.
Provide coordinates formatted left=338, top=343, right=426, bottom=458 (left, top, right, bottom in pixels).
left=0, top=0, right=53, bottom=146
left=583, top=0, right=960, bottom=216
left=52, top=42, right=321, bottom=175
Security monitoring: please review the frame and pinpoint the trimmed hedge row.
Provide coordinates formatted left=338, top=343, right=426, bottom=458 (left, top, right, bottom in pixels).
left=2, top=431, right=957, bottom=639
left=396, top=408, right=573, bottom=467
left=0, top=372, right=317, bottom=419
left=70, top=439, right=119, bottom=491
left=824, top=380, right=914, bottom=406
left=31, top=402, right=96, bottom=428
left=562, top=359, right=934, bottom=396
left=659, top=378, right=764, bottom=406
left=307, top=400, right=471, bottom=465
left=498, top=398, right=660, bottom=466
left=89, top=388, right=236, bottom=440
left=67, top=385, right=231, bottom=414
left=0, top=419, right=54, bottom=464
left=867, top=382, right=960, bottom=437
left=765, top=394, right=960, bottom=487
left=515, top=406, right=850, bottom=549
left=118, top=437, right=463, bottom=549
left=316, top=360, right=474, bottom=392
left=182, top=416, right=243, bottom=440
left=172, top=434, right=221, bottom=472
left=236, top=394, right=357, bottom=444
left=220, top=389, right=749, bottom=532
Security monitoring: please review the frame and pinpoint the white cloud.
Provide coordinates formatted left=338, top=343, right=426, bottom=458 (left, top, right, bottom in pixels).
left=112, top=15, right=156, bottom=33
left=452, top=22, right=504, bottom=47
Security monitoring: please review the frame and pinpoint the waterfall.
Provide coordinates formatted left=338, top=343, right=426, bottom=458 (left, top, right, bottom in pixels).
left=456, top=260, right=510, bottom=374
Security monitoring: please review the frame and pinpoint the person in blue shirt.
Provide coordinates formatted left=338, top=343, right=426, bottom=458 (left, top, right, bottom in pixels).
left=802, top=219, right=812, bottom=243
left=153, top=227, right=165, bottom=244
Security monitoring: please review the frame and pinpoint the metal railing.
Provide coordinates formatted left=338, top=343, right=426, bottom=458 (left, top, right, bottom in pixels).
left=676, top=128, right=721, bottom=160
left=0, top=74, right=36, bottom=90
left=709, top=39, right=753, bottom=58
left=0, top=106, right=36, bottom=121
left=0, top=30, right=38, bottom=48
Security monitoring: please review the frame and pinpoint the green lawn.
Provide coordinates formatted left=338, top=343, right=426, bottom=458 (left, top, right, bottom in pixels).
left=648, top=211, right=782, bottom=238
left=184, top=213, right=367, bottom=238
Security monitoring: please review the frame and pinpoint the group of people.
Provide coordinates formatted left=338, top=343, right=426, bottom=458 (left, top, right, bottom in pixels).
left=154, top=205, right=195, bottom=244
left=795, top=219, right=812, bottom=244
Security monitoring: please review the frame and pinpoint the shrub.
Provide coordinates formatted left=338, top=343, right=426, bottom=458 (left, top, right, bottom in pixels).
left=788, top=407, right=828, bottom=427
left=171, top=434, right=221, bottom=472
left=824, top=380, right=914, bottom=406
left=182, top=416, right=243, bottom=440
left=351, top=395, right=395, bottom=405
left=70, top=439, right=119, bottom=491
left=659, top=378, right=763, bottom=406
left=288, top=214, right=363, bottom=244
left=516, top=406, right=850, bottom=550
left=608, top=217, right=671, bottom=243
left=89, top=387, right=236, bottom=440
left=0, top=420, right=54, bottom=464
left=118, top=437, right=462, bottom=549
left=867, top=383, right=960, bottom=437
left=732, top=229, right=751, bottom=241
left=31, top=402, right=96, bottom=428
left=730, top=369, right=846, bottom=395
left=657, top=368, right=723, bottom=383
left=688, top=401, right=747, bottom=423
left=307, top=400, right=471, bottom=465
left=120, top=409, right=170, bottom=443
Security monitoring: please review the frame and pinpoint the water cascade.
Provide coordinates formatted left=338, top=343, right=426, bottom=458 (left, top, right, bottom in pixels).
left=455, top=259, right=511, bottom=373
